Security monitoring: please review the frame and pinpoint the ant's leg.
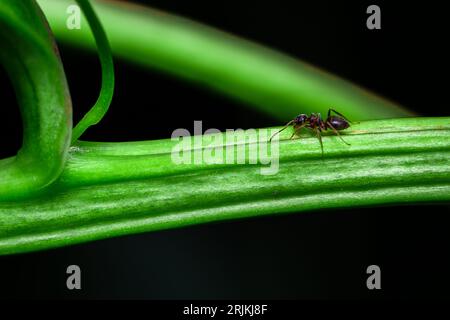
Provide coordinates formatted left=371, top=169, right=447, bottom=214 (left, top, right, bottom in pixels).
left=269, top=120, right=295, bottom=141
left=327, top=122, right=351, bottom=145
left=289, top=123, right=306, bottom=140
left=328, top=108, right=352, bottom=123
left=312, top=127, right=324, bottom=156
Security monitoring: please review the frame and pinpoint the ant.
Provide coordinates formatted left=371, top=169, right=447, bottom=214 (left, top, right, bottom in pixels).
left=269, top=108, right=351, bottom=155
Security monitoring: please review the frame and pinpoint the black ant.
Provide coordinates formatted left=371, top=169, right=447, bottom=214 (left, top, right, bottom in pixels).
left=269, top=108, right=351, bottom=155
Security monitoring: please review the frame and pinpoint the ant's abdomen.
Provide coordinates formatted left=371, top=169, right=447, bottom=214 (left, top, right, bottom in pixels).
left=329, top=116, right=350, bottom=130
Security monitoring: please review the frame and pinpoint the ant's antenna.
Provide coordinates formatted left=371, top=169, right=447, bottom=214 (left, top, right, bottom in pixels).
left=269, top=120, right=295, bottom=142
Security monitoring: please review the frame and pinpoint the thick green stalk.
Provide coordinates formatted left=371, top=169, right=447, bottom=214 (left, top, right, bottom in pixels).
left=38, top=0, right=412, bottom=120
left=1, top=117, right=448, bottom=254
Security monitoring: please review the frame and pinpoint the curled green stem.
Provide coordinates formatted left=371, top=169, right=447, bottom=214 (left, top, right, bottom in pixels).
left=0, top=0, right=72, bottom=200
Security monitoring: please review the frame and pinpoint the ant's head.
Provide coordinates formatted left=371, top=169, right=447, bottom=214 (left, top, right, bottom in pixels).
left=294, top=114, right=308, bottom=125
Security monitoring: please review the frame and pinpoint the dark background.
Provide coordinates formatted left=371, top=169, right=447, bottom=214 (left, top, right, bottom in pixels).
left=0, top=0, right=449, bottom=299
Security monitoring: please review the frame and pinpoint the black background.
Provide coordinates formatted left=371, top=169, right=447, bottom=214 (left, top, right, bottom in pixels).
left=0, top=0, right=449, bottom=299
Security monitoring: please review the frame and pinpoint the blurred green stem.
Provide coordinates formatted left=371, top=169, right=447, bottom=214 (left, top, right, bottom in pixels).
left=38, top=0, right=413, bottom=120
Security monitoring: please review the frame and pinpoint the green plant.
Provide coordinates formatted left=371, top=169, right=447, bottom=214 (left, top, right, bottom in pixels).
left=1, top=0, right=449, bottom=255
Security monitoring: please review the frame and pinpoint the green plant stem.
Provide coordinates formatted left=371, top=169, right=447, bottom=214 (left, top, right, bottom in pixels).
left=38, top=0, right=413, bottom=120
left=1, top=117, right=449, bottom=254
